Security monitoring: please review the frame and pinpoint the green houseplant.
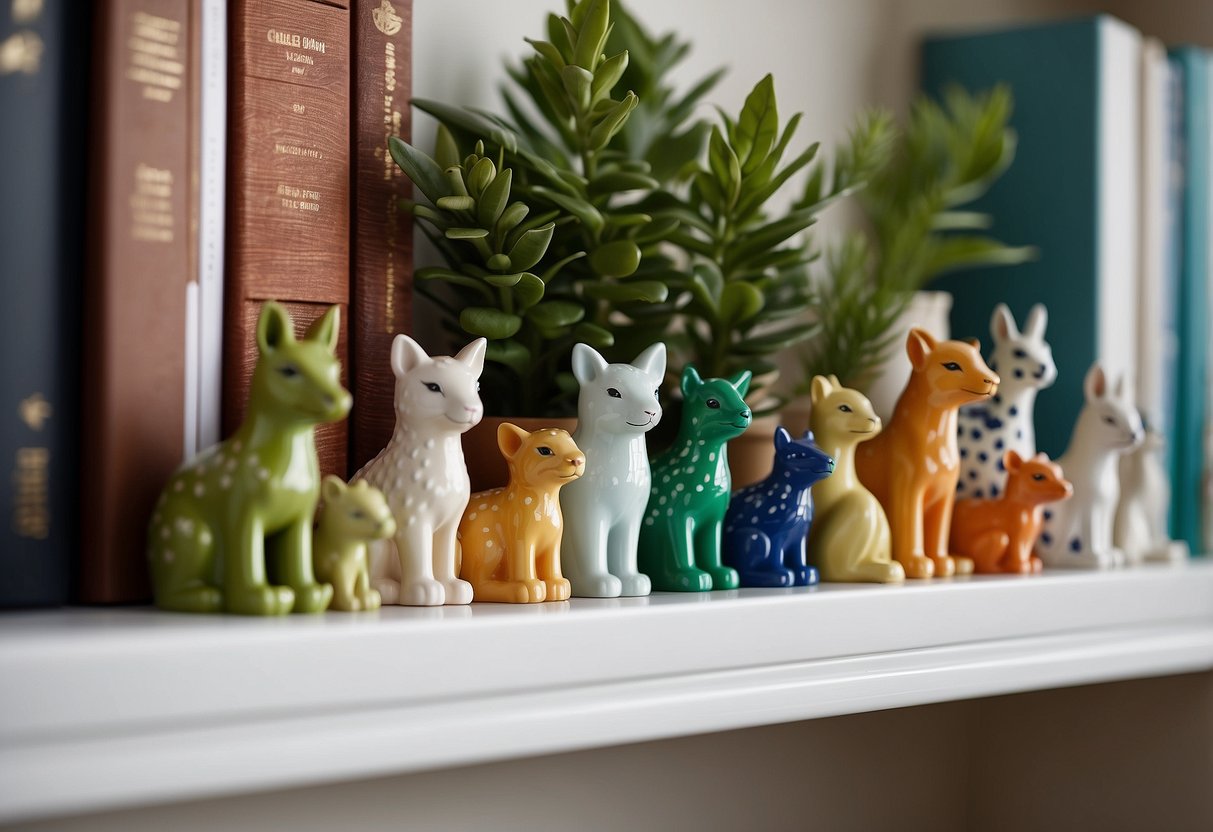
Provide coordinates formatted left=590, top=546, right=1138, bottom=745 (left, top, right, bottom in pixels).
left=802, top=85, right=1035, bottom=391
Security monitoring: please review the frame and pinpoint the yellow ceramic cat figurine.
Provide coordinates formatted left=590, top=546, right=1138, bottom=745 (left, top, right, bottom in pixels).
left=458, top=424, right=585, bottom=603
left=807, top=375, right=905, bottom=583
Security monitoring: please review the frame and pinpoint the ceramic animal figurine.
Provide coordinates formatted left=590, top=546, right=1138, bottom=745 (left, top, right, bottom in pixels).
left=458, top=424, right=584, bottom=603
left=560, top=343, right=666, bottom=598
left=807, top=376, right=905, bottom=583
left=956, top=303, right=1056, bottom=499
left=313, top=477, right=395, bottom=611
left=1037, top=364, right=1143, bottom=569
left=855, top=328, right=999, bottom=579
left=950, top=451, right=1072, bottom=574
left=638, top=365, right=752, bottom=592
left=352, top=334, right=486, bottom=606
left=722, top=427, right=831, bottom=587
left=148, top=302, right=349, bottom=614
left=1114, top=427, right=1189, bottom=564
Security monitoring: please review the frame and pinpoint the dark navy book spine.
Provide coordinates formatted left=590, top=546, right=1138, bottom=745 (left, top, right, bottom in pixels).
left=0, top=0, right=85, bottom=607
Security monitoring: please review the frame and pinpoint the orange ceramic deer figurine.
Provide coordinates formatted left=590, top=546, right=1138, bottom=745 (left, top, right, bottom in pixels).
left=855, top=328, right=999, bottom=578
left=950, top=451, right=1073, bottom=574
left=457, top=424, right=585, bottom=603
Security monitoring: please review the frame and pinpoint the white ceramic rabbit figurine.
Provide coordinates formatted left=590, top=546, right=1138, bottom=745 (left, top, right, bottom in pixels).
left=559, top=342, right=666, bottom=598
left=353, top=335, right=486, bottom=605
left=956, top=303, right=1056, bottom=500
left=1036, top=364, right=1142, bottom=569
left=1114, top=427, right=1189, bottom=564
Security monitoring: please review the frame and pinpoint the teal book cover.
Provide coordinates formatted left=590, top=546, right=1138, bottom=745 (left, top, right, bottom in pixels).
left=1168, top=47, right=1209, bottom=552
left=921, top=16, right=1140, bottom=459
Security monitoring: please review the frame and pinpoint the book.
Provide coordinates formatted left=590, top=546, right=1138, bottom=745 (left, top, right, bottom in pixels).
left=921, top=16, right=1142, bottom=459
left=1169, top=47, right=1210, bottom=553
left=0, top=0, right=84, bottom=607
left=80, top=0, right=193, bottom=603
left=349, top=0, right=413, bottom=472
left=224, top=0, right=351, bottom=478
left=196, top=0, right=227, bottom=454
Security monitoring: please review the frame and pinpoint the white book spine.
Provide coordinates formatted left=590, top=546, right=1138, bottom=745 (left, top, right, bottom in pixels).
left=197, top=0, right=226, bottom=451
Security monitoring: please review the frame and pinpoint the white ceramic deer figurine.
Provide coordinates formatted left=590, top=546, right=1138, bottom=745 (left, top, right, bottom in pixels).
left=1036, top=364, right=1142, bottom=569
left=353, top=335, right=486, bottom=605
left=1114, top=427, right=1189, bottom=564
left=560, top=342, right=666, bottom=598
left=956, top=303, right=1056, bottom=500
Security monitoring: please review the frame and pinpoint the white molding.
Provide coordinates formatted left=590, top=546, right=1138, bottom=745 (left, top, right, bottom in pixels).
left=1, top=563, right=1211, bottom=822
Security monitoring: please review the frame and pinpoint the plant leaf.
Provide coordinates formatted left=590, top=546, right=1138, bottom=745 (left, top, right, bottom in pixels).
left=388, top=137, right=447, bottom=204
left=583, top=280, right=668, bottom=303
left=460, top=307, right=523, bottom=339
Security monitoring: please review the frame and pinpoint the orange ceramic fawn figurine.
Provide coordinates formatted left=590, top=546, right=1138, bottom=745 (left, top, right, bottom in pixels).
left=458, top=424, right=585, bottom=603
left=950, top=450, right=1073, bottom=574
left=855, top=328, right=999, bottom=578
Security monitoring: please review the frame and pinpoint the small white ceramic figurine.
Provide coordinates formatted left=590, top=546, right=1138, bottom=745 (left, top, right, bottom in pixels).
left=1037, top=364, right=1143, bottom=569
left=956, top=303, right=1056, bottom=500
left=353, top=334, right=486, bottom=606
left=1114, top=426, right=1189, bottom=564
left=559, top=342, right=666, bottom=598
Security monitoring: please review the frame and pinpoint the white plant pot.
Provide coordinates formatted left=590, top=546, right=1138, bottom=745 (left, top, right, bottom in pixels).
left=863, top=291, right=953, bottom=422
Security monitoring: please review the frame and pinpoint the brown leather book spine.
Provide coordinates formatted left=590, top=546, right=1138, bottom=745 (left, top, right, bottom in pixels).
left=349, top=0, right=413, bottom=472
left=224, top=0, right=351, bottom=477
left=80, top=0, right=192, bottom=602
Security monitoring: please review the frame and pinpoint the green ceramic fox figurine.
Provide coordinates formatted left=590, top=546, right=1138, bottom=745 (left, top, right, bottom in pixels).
left=148, top=302, right=351, bottom=614
left=314, top=476, right=395, bottom=611
left=638, top=365, right=752, bottom=591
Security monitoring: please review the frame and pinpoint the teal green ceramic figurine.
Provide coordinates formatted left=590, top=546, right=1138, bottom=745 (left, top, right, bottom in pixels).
left=638, top=366, right=752, bottom=591
left=148, top=302, right=351, bottom=614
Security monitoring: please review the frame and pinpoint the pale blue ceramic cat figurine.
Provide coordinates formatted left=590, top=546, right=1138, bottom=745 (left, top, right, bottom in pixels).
left=637, top=365, right=752, bottom=592
left=722, top=427, right=832, bottom=587
left=560, top=343, right=667, bottom=598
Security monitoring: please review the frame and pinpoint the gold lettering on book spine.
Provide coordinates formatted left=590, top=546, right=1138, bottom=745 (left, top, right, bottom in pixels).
left=13, top=446, right=49, bottom=539
left=379, top=38, right=403, bottom=332
left=130, top=164, right=174, bottom=243
left=126, top=11, right=183, bottom=102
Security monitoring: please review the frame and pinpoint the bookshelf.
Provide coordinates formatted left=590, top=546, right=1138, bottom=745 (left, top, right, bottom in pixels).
left=4, top=1, right=1213, bottom=830
left=2, top=564, right=1212, bottom=827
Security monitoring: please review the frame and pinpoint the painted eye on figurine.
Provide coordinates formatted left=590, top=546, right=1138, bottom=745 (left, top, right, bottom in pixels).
left=607, top=387, right=622, bottom=398
left=423, top=381, right=443, bottom=394
left=278, top=364, right=300, bottom=378
left=537, top=446, right=554, bottom=456
left=654, top=389, right=660, bottom=400
left=706, top=399, right=721, bottom=409
left=351, top=510, right=366, bottom=519
left=839, top=404, right=852, bottom=413
left=942, top=362, right=962, bottom=372
left=1032, top=473, right=1046, bottom=481
left=1103, top=416, right=1116, bottom=426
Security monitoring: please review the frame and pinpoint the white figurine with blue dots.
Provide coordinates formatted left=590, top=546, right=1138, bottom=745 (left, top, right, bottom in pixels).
left=956, top=303, right=1056, bottom=501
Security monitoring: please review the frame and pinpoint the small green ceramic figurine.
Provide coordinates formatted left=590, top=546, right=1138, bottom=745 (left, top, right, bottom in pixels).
left=313, top=477, right=396, bottom=611
left=638, top=365, right=752, bottom=591
left=148, top=302, right=351, bottom=614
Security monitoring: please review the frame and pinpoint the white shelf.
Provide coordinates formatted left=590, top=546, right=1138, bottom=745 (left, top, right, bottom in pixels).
left=2, top=562, right=1212, bottom=823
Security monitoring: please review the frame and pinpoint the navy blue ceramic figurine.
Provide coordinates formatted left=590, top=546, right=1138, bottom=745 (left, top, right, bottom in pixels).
left=722, top=427, right=834, bottom=587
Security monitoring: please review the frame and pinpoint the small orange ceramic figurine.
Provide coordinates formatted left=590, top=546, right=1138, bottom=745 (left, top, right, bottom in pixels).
left=950, top=451, right=1073, bottom=574
left=855, top=328, right=999, bottom=578
left=458, top=424, right=585, bottom=603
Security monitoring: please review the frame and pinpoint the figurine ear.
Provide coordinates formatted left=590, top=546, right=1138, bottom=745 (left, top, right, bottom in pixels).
left=773, top=426, right=792, bottom=449
left=680, top=364, right=703, bottom=398
left=390, top=334, right=429, bottom=378
left=729, top=370, right=752, bottom=397
left=305, top=305, right=341, bottom=354
left=497, top=422, right=529, bottom=459
left=906, top=328, right=936, bottom=371
left=572, top=343, right=609, bottom=384
left=1083, top=363, right=1108, bottom=401
left=965, top=338, right=981, bottom=350
left=1004, top=450, right=1024, bottom=473
left=1024, top=304, right=1048, bottom=340
left=633, top=342, right=667, bottom=385
left=1113, top=373, right=1127, bottom=400
left=810, top=374, right=833, bottom=405
left=803, top=429, right=815, bottom=443
left=991, top=303, right=1018, bottom=342
left=256, top=301, right=295, bottom=354
left=321, top=475, right=345, bottom=503
left=827, top=374, right=841, bottom=388
left=455, top=337, right=487, bottom=377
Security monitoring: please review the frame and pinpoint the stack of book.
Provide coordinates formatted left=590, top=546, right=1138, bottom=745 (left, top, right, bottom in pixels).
left=922, top=15, right=1212, bottom=554
left=0, top=0, right=414, bottom=607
